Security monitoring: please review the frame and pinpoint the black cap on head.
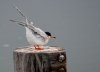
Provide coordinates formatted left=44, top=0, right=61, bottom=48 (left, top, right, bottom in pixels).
left=45, top=32, right=51, bottom=36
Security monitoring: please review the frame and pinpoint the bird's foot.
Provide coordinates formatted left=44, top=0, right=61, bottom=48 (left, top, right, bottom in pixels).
left=34, top=45, right=44, bottom=50
left=35, top=48, right=44, bottom=50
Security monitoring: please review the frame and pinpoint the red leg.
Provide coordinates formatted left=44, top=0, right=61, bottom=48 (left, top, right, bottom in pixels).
left=35, top=45, right=44, bottom=50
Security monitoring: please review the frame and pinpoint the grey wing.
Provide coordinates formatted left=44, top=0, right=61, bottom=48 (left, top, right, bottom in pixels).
left=35, top=27, right=48, bottom=38
left=28, top=25, right=48, bottom=39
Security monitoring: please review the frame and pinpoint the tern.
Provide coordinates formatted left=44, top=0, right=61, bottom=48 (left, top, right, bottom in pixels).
left=10, top=6, right=56, bottom=50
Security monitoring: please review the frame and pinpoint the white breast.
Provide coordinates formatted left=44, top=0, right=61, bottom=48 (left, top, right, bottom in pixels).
left=25, top=27, right=49, bottom=45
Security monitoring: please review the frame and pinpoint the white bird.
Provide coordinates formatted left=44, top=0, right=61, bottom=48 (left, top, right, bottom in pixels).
left=10, top=6, right=56, bottom=50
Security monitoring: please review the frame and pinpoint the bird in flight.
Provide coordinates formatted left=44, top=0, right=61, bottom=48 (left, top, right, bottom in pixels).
left=10, top=6, right=56, bottom=50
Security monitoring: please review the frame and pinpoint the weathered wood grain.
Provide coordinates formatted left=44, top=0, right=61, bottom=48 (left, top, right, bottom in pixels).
left=13, top=46, right=67, bottom=72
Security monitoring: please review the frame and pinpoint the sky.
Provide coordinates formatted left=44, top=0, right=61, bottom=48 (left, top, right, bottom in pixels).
left=0, top=0, right=100, bottom=72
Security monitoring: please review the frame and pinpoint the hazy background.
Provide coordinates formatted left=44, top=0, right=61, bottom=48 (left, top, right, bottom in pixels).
left=0, top=0, right=100, bottom=72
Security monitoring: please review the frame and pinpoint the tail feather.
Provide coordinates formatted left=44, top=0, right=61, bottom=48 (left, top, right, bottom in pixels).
left=10, top=19, right=27, bottom=26
left=10, top=19, right=35, bottom=29
left=10, top=5, right=35, bottom=29
left=12, top=5, right=26, bottom=18
left=13, top=5, right=34, bottom=26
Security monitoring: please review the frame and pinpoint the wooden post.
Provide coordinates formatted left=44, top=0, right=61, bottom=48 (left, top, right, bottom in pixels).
left=13, top=46, right=67, bottom=72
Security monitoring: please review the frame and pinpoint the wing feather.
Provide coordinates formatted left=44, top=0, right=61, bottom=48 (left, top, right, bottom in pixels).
left=28, top=25, right=48, bottom=39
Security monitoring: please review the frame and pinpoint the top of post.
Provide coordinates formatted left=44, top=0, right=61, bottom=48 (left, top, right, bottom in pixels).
left=14, top=46, right=65, bottom=54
